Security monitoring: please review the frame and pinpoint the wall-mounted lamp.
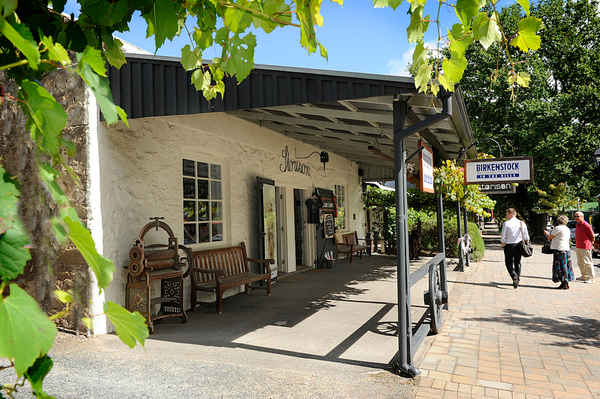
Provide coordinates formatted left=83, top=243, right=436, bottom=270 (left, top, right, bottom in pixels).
left=295, top=149, right=330, bottom=173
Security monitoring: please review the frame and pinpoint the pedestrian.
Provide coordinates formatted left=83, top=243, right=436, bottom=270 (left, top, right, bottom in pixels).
left=544, top=215, right=573, bottom=289
left=500, top=208, right=530, bottom=288
left=574, top=211, right=595, bottom=283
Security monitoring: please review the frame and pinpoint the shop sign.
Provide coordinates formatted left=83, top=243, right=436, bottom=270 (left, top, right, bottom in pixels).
left=280, top=145, right=311, bottom=176
left=464, top=157, right=533, bottom=185
left=419, top=142, right=434, bottom=193
left=479, top=183, right=517, bottom=194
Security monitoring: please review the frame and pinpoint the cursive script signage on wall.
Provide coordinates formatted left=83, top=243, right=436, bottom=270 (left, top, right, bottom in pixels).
left=280, top=145, right=311, bottom=176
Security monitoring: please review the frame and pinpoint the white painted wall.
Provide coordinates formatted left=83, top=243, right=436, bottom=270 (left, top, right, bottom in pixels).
left=95, top=112, right=366, bottom=332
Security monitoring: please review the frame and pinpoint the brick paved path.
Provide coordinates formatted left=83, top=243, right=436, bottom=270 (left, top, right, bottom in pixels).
left=414, top=227, right=600, bottom=399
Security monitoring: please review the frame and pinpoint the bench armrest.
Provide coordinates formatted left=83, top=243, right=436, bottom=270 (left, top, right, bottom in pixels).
left=247, top=258, right=274, bottom=275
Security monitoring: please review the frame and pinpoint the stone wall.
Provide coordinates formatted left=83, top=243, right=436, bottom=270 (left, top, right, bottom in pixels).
left=0, top=70, right=91, bottom=332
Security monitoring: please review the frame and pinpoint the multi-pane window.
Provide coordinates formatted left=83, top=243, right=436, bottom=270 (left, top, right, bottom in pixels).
left=334, top=184, right=346, bottom=230
left=183, top=159, right=223, bottom=244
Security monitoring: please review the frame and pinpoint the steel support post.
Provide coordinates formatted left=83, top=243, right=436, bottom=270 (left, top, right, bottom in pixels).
left=463, top=208, right=470, bottom=267
left=456, top=202, right=463, bottom=272
left=436, top=192, right=449, bottom=310
left=393, top=98, right=420, bottom=377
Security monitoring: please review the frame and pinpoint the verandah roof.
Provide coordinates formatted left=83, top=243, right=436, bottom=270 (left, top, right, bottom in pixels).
left=109, top=54, right=477, bottom=180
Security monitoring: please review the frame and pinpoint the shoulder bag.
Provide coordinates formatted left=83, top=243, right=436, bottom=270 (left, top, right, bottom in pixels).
left=520, top=222, right=533, bottom=257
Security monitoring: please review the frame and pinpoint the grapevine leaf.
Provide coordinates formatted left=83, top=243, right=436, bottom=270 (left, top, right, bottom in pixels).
left=455, top=0, right=484, bottom=26
left=0, top=0, right=17, bottom=17
left=373, top=0, right=403, bottom=10
left=20, top=79, right=67, bottom=159
left=38, top=163, right=69, bottom=206
left=104, top=301, right=148, bottom=348
left=412, top=40, right=431, bottom=92
left=510, top=16, right=543, bottom=52
left=193, top=28, right=213, bottom=49
left=80, top=46, right=106, bottom=77
left=77, top=61, right=123, bottom=125
left=82, top=0, right=129, bottom=26
left=440, top=52, right=467, bottom=91
left=143, top=0, right=180, bottom=49
left=52, top=0, right=67, bottom=13
left=449, top=23, right=473, bottom=54
left=296, top=0, right=317, bottom=53
left=516, top=71, right=530, bottom=87
left=406, top=6, right=429, bottom=43
left=330, top=0, right=343, bottom=4
left=406, top=0, right=426, bottom=12
left=0, top=165, right=19, bottom=235
left=319, top=43, right=328, bottom=60
left=224, top=5, right=252, bottom=33
left=181, top=44, right=201, bottom=71
left=24, top=355, right=53, bottom=396
left=0, top=284, right=57, bottom=376
left=41, top=35, right=70, bottom=66
left=116, top=106, right=129, bottom=127
left=472, top=13, right=501, bottom=50
left=223, top=32, right=256, bottom=82
left=0, top=17, right=40, bottom=69
left=104, top=36, right=126, bottom=69
left=64, top=216, right=114, bottom=292
left=516, top=0, right=530, bottom=16
left=54, top=290, right=73, bottom=304
left=253, top=0, right=291, bottom=33
left=0, top=221, right=31, bottom=281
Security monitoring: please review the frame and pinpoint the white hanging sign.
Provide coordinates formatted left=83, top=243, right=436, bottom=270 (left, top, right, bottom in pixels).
left=464, top=157, right=533, bottom=185
left=419, top=142, right=434, bottom=193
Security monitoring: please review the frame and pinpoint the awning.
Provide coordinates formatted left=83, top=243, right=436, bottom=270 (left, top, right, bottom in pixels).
left=109, top=54, right=477, bottom=180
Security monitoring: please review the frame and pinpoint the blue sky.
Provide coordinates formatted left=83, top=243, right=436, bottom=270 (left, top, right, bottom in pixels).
left=64, top=0, right=459, bottom=76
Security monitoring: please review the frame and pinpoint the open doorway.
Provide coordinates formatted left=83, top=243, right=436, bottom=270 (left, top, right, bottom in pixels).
left=293, top=189, right=304, bottom=266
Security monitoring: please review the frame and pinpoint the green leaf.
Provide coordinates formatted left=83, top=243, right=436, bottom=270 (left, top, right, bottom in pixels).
left=52, top=0, right=67, bottom=13
left=0, top=0, right=17, bottom=17
left=82, top=0, right=129, bottom=26
left=516, top=0, right=530, bottom=16
left=455, top=0, right=484, bottom=26
left=24, top=355, right=53, bottom=396
left=406, top=0, right=426, bottom=12
left=64, top=216, right=114, bottom=292
left=412, top=40, right=432, bottom=92
left=81, top=317, right=93, bottom=331
left=20, top=80, right=67, bottom=159
left=41, top=35, right=70, bottom=66
left=143, top=0, right=180, bottom=49
left=224, top=5, right=252, bottom=33
left=77, top=61, right=123, bottom=125
left=181, top=44, right=201, bottom=71
left=472, top=13, right=501, bottom=50
left=510, top=16, right=543, bottom=52
left=193, top=28, right=213, bottom=49
left=80, top=46, right=106, bottom=77
left=0, top=18, right=40, bottom=69
left=0, top=165, right=19, bottom=235
left=104, top=301, right=148, bottom=348
left=0, top=284, right=57, bottom=376
left=372, top=0, right=403, bottom=10
left=104, top=37, right=126, bottom=69
left=406, top=6, right=429, bottom=43
left=319, top=43, right=328, bottom=60
left=252, top=0, right=291, bottom=33
left=516, top=71, right=530, bottom=87
left=440, top=52, right=467, bottom=91
left=54, top=290, right=73, bottom=304
left=222, top=32, right=256, bottom=82
left=0, top=220, right=31, bottom=281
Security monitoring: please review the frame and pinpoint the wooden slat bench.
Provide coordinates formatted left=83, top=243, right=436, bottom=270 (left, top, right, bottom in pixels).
left=185, top=242, right=274, bottom=314
left=336, top=231, right=370, bottom=263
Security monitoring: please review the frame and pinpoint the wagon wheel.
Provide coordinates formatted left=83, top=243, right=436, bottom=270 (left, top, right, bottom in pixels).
left=428, top=265, right=444, bottom=334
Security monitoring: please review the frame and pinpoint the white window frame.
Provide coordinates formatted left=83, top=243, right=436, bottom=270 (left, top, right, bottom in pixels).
left=334, top=184, right=346, bottom=231
left=183, top=159, right=224, bottom=245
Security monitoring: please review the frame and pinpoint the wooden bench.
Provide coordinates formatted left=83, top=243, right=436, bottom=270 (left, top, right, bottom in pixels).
left=185, top=242, right=274, bottom=314
left=336, top=231, right=370, bottom=263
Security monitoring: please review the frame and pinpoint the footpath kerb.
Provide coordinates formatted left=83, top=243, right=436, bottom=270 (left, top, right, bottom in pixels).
left=413, top=225, right=600, bottom=399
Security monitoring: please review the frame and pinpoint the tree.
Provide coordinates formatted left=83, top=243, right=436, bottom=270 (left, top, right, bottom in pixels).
left=1, top=0, right=541, bottom=395
left=534, top=182, right=579, bottom=217
left=460, top=0, right=600, bottom=213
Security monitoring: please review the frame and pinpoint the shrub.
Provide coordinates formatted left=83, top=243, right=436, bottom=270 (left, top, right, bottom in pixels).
left=419, top=216, right=485, bottom=262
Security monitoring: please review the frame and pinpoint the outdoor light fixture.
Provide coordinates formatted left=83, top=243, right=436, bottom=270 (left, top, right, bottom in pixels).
left=295, top=148, right=330, bottom=172
left=594, top=145, right=600, bottom=168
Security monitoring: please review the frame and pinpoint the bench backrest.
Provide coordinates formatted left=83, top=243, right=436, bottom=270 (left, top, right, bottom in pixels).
left=342, top=232, right=358, bottom=246
left=189, top=243, right=248, bottom=283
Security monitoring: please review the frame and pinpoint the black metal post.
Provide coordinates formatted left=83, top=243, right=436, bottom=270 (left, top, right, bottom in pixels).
left=393, top=98, right=419, bottom=377
left=436, top=192, right=449, bottom=310
left=463, top=208, right=470, bottom=267
left=456, top=202, right=463, bottom=272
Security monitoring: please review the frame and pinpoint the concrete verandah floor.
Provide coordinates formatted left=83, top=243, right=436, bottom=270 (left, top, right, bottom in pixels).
left=10, top=253, right=465, bottom=398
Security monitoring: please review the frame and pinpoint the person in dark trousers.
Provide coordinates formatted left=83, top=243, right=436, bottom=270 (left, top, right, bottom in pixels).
left=500, top=208, right=530, bottom=288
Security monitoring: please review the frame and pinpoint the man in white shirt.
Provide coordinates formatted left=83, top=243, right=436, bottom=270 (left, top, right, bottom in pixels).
left=500, top=208, right=530, bottom=288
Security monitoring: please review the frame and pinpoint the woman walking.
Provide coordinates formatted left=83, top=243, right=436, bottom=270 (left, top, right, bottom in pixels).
left=500, top=208, right=530, bottom=288
left=544, top=215, right=574, bottom=289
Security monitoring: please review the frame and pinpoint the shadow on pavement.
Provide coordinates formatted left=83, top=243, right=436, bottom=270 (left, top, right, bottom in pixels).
left=448, top=280, right=556, bottom=290
left=465, top=308, right=600, bottom=349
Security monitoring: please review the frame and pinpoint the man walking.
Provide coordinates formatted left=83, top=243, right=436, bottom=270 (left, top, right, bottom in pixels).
left=574, top=211, right=595, bottom=283
left=501, top=208, right=530, bottom=288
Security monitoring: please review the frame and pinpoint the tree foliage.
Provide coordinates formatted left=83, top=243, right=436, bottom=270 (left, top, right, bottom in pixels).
left=534, top=182, right=579, bottom=217
left=461, top=0, right=600, bottom=210
left=1, top=0, right=540, bottom=395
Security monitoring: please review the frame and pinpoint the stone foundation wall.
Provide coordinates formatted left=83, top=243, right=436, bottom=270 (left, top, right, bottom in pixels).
left=0, top=69, right=91, bottom=332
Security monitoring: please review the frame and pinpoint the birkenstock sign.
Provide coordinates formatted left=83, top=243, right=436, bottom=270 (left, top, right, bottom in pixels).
left=464, top=157, right=534, bottom=185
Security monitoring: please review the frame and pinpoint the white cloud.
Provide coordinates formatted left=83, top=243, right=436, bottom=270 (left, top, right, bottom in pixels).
left=386, top=41, right=442, bottom=77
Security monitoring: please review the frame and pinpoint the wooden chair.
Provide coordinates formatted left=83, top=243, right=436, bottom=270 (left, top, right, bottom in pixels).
left=336, top=231, right=370, bottom=263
